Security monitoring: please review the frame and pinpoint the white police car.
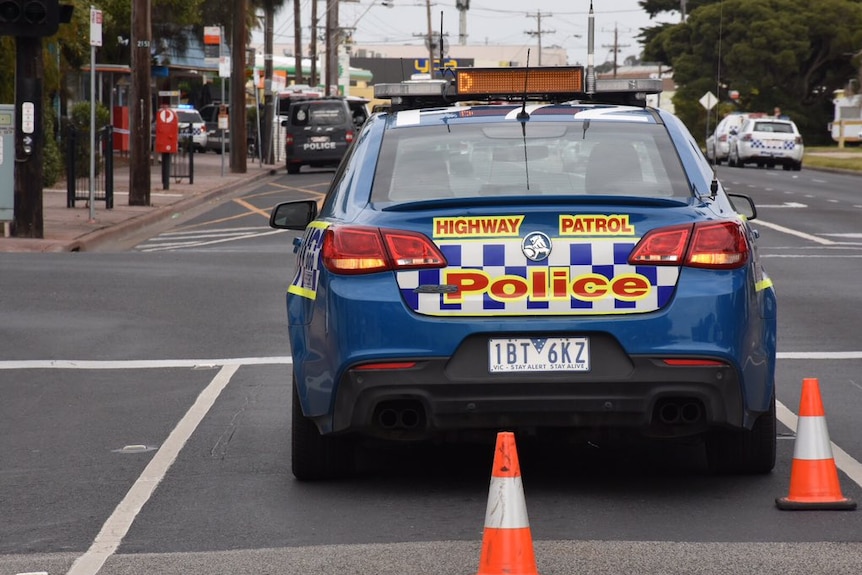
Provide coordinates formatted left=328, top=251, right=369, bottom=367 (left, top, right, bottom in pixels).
left=729, top=117, right=804, bottom=170
left=270, top=66, right=777, bottom=480
left=173, top=105, right=208, bottom=152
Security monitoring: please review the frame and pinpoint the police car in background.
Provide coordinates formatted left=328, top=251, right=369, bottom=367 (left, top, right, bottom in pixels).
left=173, top=104, right=208, bottom=152
left=728, top=116, right=804, bottom=170
left=269, top=66, right=777, bottom=480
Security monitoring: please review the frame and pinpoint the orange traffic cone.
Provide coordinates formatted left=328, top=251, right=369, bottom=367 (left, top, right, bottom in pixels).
left=476, top=431, right=539, bottom=575
left=776, top=377, right=856, bottom=510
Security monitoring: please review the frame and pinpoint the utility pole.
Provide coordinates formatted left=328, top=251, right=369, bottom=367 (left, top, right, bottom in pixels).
left=230, top=0, right=248, bottom=172
left=293, top=0, right=303, bottom=84
left=263, top=2, right=274, bottom=164
left=12, top=36, right=44, bottom=237
left=425, top=0, right=433, bottom=76
left=602, top=24, right=630, bottom=78
left=324, top=0, right=339, bottom=94
left=525, top=11, right=554, bottom=66
left=129, top=0, right=151, bottom=205
left=455, top=0, right=468, bottom=46
left=310, top=0, right=318, bottom=86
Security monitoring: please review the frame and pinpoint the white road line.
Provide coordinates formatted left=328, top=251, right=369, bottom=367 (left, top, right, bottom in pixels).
left=65, top=364, right=240, bottom=575
left=138, top=229, right=286, bottom=252
left=777, top=351, right=862, bottom=359
left=0, top=357, right=293, bottom=369
left=754, top=219, right=836, bottom=245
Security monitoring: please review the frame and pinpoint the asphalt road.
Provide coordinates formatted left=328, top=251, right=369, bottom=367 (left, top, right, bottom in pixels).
left=1, top=166, right=861, bottom=575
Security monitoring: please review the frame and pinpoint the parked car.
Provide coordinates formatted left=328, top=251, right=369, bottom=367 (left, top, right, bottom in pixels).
left=199, top=103, right=261, bottom=156
left=705, top=112, right=760, bottom=165
left=173, top=105, right=207, bottom=152
left=729, top=117, right=804, bottom=170
left=269, top=66, right=777, bottom=481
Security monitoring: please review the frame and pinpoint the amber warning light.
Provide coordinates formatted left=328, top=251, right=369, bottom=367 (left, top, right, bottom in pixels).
left=456, top=67, right=585, bottom=96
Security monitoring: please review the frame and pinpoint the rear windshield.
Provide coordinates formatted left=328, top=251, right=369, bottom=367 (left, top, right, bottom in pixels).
left=291, top=103, right=347, bottom=126
left=177, top=111, right=202, bottom=123
left=751, top=121, right=794, bottom=133
left=370, top=121, right=691, bottom=202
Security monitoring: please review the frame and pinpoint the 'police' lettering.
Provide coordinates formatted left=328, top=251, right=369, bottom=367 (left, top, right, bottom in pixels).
left=444, top=267, right=650, bottom=304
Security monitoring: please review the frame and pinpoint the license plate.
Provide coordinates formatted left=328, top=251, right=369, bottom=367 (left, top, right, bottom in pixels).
left=488, top=337, right=590, bottom=373
left=310, top=136, right=330, bottom=143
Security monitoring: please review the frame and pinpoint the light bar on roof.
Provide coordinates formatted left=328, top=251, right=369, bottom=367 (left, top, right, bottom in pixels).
left=595, top=78, right=663, bottom=94
left=374, top=80, right=449, bottom=99
left=456, top=67, right=585, bottom=96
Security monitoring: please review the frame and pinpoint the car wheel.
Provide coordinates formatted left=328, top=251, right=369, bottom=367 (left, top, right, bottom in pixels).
left=728, top=150, right=737, bottom=167
left=291, top=376, right=355, bottom=480
left=705, top=393, right=776, bottom=475
left=793, top=161, right=802, bottom=171
left=287, top=163, right=301, bottom=174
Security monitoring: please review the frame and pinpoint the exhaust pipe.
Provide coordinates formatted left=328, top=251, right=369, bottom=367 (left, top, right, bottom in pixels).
left=655, top=399, right=704, bottom=425
left=376, top=401, right=425, bottom=430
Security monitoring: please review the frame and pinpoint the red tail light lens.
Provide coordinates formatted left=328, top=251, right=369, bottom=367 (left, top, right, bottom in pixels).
left=629, top=221, right=749, bottom=269
left=286, top=134, right=294, bottom=146
left=346, top=130, right=354, bottom=143
left=321, top=226, right=446, bottom=274
left=686, top=221, right=749, bottom=268
left=628, top=224, right=690, bottom=264
left=741, top=134, right=752, bottom=142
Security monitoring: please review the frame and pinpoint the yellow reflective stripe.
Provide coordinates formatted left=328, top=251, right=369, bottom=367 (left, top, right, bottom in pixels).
left=755, top=277, right=773, bottom=292
left=288, top=284, right=317, bottom=300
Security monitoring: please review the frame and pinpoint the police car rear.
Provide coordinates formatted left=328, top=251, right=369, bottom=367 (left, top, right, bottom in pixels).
left=270, top=66, right=777, bottom=480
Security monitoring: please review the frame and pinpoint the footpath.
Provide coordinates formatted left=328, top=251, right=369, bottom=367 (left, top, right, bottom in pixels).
left=0, top=151, right=279, bottom=253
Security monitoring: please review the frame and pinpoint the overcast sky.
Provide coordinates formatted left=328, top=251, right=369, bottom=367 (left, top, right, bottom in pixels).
left=260, top=0, right=681, bottom=65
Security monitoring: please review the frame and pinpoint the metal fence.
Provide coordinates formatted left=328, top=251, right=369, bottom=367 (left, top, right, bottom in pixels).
left=66, top=125, right=114, bottom=209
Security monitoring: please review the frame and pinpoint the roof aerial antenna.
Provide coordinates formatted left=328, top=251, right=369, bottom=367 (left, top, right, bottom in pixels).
left=519, top=49, right=532, bottom=190
left=517, top=49, right=531, bottom=121
left=586, top=0, right=596, bottom=95
left=706, top=0, right=725, bottom=199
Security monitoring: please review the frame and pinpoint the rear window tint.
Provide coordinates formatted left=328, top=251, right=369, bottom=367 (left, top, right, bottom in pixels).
left=371, top=121, right=691, bottom=202
left=752, top=122, right=794, bottom=133
left=176, top=111, right=202, bottom=123
left=291, top=103, right=347, bottom=126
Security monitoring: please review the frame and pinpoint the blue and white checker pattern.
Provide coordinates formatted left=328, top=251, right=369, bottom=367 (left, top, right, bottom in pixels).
left=749, top=138, right=796, bottom=151
left=397, top=239, right=680, bottom=316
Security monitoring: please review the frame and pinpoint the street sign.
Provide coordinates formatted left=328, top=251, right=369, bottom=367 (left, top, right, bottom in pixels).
left=699, top=91, right=718, bottom=111
left=204, top=25, right=220, bottom=63
left=89, top=7, right=101, bottom=47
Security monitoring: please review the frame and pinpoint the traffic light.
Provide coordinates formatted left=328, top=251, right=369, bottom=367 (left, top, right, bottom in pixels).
left=0, top=0, right=59, bottom=37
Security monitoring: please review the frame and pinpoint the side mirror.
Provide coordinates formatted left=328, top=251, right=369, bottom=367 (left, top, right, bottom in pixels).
left=269, top=200, right=318, bottom=230
left=727, top=193, right=757, bottom=221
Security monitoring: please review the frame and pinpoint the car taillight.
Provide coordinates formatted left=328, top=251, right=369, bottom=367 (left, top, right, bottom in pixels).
left=741, top=134, right=752, bottom=142
left=718, top=134, right=727, bottom=142
left=321, top=226, right=446, bottom=274
left=795, top=136, right=803, bottom=144
left=346, top=130, right=354, bottom=143
left=286, top=134, right=294, bottom=145
left=628, top=221, right=749, bottom=269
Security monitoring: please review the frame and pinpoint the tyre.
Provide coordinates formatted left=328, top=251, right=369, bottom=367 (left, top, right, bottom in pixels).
left=793, top=161, right=802, bottom=171
left=291, top=376, right=355, bottom=480
left=287, top=163, right=301, bottom=174
left=705, top=394, right=776, bottom=475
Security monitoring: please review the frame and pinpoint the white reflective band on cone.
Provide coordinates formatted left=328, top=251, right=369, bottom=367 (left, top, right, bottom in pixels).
left=484, top=476, right=530, bottom=529
left=793, top=416, right=834, bottom=460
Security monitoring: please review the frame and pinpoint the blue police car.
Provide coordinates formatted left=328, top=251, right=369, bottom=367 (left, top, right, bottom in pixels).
left=270, top=66, right=777, bottom=480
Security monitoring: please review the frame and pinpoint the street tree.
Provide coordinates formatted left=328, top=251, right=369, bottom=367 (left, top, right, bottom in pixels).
left=642, top=0, right=862, bottom=145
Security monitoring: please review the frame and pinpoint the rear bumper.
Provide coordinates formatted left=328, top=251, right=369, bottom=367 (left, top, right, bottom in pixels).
left=327, top=333, right=745, bottom=440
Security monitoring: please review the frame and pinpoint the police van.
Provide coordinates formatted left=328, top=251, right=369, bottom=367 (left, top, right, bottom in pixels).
left=282, top=96, right=369, bottom=174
